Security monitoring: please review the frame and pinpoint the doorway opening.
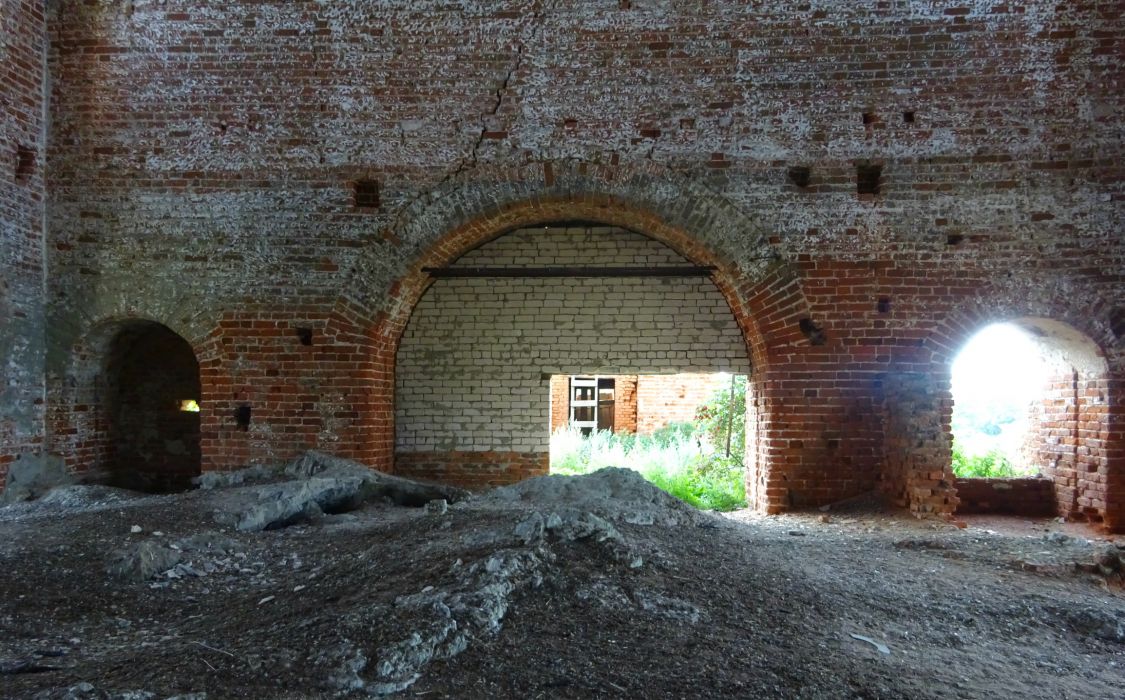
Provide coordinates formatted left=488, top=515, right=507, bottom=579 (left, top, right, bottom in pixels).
left=549, top=372, right=749, bottom=510
left=951, top=324, right=1047, bottom=478
left=951, top=320, right=1112, bottom=522
left=105, top=321, right=202, bottom=492
left=393, top=223, right=752, bottom=495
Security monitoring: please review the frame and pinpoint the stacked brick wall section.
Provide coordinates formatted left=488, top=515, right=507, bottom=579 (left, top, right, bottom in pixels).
left=880, top=373, right=959, bottom=518
left=954, top=478, right=1056, bottom=517
left=29, top=3, right=1122, bottom=527
left=549, top=375, right=570, bottom=433
left=198, top=311, right=337, bottom=472
left=395, top=227, right=749, bottom=475
left=0, top=0, right=47, bottom=485
left=1032, top=368, right=1114, bottom=523
left=615, top=377, right=640, bottom=435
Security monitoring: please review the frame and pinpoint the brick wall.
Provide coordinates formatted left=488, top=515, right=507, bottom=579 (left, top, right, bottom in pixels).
left=880, top=373, right=959, bottom=518
left=1032, top=368, right=1113, bottom=523
left=636, top=374, right=729, bottom=435
left=0, top=0, right=47, bottom=485
left=549, top=375, right=569, bottom=433
left=395, top=226, right=749, bottom=476
left=615, top=377, right=640, bottom=435
left=954, top=477, right=1056, bottom=517
left=395, top=451, right=548, bottom=490
left=20, top=2, right=1123, bottom=526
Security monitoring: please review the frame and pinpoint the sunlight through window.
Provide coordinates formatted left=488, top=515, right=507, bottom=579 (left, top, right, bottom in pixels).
left=951, top=324, right=1047, bottom=475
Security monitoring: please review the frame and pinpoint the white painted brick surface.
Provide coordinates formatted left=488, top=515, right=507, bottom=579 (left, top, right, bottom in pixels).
left=397, top=227, right=750, bottom=452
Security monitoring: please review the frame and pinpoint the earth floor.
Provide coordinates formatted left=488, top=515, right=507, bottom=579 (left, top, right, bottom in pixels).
left=0, top=475, right=1122, bottom=699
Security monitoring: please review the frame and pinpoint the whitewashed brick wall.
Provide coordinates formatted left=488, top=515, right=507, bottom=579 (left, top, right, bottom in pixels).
left=396, top=226, right=751, bottom=453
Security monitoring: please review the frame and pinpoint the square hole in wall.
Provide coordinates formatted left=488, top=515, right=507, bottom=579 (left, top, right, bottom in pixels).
left=903, top=111, right=916, bottom=124
left=798, top=317, right=826, bottom=345
left=856, top=163, right=882, bottom=195
left=234, top=404, right=252, bottom=431
left=787, top=166, right=811, bottom=189
left=354, top=180, right=381, bottom=209
left=15, top=145, right=35, bottom=181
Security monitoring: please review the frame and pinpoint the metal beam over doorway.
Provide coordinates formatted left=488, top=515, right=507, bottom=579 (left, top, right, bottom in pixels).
left=422, top=266, right=717, bottom=279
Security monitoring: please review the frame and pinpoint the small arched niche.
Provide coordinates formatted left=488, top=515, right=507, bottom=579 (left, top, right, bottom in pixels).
left=951, top=318, right=1112, bottom=523
left=104, top=321, right=202, bottom=492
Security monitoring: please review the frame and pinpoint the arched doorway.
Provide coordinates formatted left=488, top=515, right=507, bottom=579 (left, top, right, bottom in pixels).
left=393, top=223, right=752, bottom=489
left=104, top=321, right=202, bottom=491
left=951, top=318, right=1113, bottom=524
left=323, top=176, right=817, bottom=514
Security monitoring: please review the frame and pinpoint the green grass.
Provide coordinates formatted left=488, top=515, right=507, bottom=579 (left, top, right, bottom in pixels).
left=951, top=441, right=1024, bottom=478
left=549, top=424, right=747, bottom=511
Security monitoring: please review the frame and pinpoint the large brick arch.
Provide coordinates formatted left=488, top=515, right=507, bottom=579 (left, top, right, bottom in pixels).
left=331, top=160, right=811, bottom=369
left=321, top=163, right=816, bottom=511
left=920, top=285, right=1124, bottom=532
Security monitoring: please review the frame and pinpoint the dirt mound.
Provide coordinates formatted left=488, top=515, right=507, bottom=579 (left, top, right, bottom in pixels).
left=477, top=467, right=707, bottom=526
left=210, top=452, right=468, bottom=532
left=37, top=485, right=140, bottom=509
left=3, top=453, right=1124, bottom=699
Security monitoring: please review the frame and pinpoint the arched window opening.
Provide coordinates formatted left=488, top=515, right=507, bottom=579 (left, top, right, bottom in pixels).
left=951, top=324, right=1047, bottom=477
left=952, top=319, right=1111, bottom=523
left=105, top=322, right=202, bottom=492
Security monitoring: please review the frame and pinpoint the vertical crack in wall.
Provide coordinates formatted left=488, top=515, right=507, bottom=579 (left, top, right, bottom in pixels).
left=384, top=6, right=549, bottom=249
left=458, top=6, right=548, bottom=176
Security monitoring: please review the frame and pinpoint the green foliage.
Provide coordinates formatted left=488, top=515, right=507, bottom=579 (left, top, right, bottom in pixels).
left=695, top=375, right=748, bottom=462
left=550, top=426, right=747, bottom=512
left=951, top=442, right=1022, bottom=478
left=659, top=455, right=747, bottom=512
left=549, top=374, right=752, bottom=511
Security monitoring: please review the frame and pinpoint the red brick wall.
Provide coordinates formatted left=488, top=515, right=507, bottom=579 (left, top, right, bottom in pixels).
left=16, top=3, right=1122, bottom=528
left=198, top=310, right=337, bottom=471
left=955, top=477, right=1056, bottom=517
left=0, top=0, right=47, bottom=484
left=549, top=376, right=569, bottom=433
left=880, top=373, right=958, bottom=518
left=616, top=377, right=639, bottom=434
left=636, top=374, right=728, bottom=435
left=1032, top=369, right=1113, bottom=523
left=395, top=451, right=548, bottom=490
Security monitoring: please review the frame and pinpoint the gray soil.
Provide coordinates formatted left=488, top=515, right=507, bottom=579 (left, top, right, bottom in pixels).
left=1, top=459, right=1123, bottom=699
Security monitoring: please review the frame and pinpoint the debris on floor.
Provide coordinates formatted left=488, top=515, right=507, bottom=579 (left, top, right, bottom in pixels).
left=1, top=454, right=1123, bottom=699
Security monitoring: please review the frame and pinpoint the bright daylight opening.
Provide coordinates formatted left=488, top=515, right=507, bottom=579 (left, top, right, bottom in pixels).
left=179, top=399, right=201, bottom=413
left=548, top=372, right=749, bottom=510
left=951, top=323, right=1047, bottom=477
